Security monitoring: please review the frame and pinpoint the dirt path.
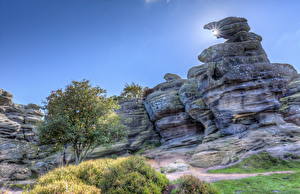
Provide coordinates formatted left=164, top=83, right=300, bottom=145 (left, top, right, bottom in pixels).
left=148, top=157, right=294, bottom=182
left=0, top=189, right=22, bottom=194
left=165, top=168, right=294, bottom=182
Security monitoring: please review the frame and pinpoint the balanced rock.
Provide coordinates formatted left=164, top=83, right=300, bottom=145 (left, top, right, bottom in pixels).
left=164, top=73, right=181, bottom=82
left=204, top=17, right=250, bottom=39
left=188, top=17, right=300, bottom=167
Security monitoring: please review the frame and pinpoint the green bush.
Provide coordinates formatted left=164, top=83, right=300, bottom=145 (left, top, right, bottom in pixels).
left=100, top=156, right=168, bottom=194
left=27, top=180, right=100, bottom=194
left=26, top=156, right=168, bottom=194
left=174, top=175, right=220, bottom=194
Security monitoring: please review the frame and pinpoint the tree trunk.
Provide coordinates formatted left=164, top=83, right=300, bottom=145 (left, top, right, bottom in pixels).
left=63, top=144, right=67, bottom=165
left=74, top=149, right=80, bottom=165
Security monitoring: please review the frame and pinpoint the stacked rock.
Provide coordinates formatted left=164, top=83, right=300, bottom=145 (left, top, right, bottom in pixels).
left=204, top=17, right=261, bottom=42
left=0, top=90, right=57, bottom=185
left=280, top=74, right=300, bottom=125
left=116, top=98, right=160, bottom=152
left=191, top=17, right=297, bottom=137
left=0, top=92, right=43, bottom=142
left=144, top=74, right=204, bottom=149
left=188, top=17, right=300, bottom=167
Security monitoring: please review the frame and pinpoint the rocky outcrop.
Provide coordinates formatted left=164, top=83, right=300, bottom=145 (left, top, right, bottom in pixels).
left=2, top=16, right=300, bottom=183
left=116, top=98, right=159, bottom=152
left=0, top=91, right=59, bottom=185
left=188, top=17, right=300, bottom=167
left=280, top=75, right=300, bottom=125
left=145, top=17, right=300, bottom=168
left=144, top=74, right=204, bottom=150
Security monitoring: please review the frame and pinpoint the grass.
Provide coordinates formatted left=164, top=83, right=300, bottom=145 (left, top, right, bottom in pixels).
left=213, top=172, right=300, bottom=194
left=209, top=152, right=300, bottom=194
left=208, top=152, right=300, bottom=174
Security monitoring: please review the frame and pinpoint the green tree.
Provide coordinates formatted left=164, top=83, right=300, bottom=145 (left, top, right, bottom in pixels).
left=120, top=82, right=144, bottom=99
left=39, top=80, right=125, bottom=165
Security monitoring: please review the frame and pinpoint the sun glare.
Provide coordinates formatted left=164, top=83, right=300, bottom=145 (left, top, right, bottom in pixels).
left=212, top=29, right=219, bottom=36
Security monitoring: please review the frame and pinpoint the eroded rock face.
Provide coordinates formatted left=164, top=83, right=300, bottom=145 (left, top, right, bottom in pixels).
left=280, top=75, right=300, bottom=125
left=144, top=75, right=204, bottom=149
left=187, top=17, right=300, bottom=167
left=164, top=73, right=181, bottom=82
left=83, top=98, right=160, bottom=159
left=144, top=17, right=300, bottom=167
left=0, top=91, right=58, bottom=184
left=117, top=99, right=159, bottom=152
left=0, top=89, right=13, bottom=106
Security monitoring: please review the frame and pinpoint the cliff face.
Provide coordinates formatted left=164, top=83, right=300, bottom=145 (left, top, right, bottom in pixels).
left=0, top=90, right=59, bottom=185
left=1, top=16, right=300, bottom=184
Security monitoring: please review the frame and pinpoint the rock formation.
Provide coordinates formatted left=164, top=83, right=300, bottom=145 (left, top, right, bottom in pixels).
left=144, top=75, right=204, bottom=149
left=2, top=16, right=300, bottom=184
left=144, top=17, right=300, bottom=167
left=0, top=90, right=57, bottom=185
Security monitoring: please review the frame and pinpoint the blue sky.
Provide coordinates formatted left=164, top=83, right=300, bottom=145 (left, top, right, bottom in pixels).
left=1, top=0, right=300, bottom=105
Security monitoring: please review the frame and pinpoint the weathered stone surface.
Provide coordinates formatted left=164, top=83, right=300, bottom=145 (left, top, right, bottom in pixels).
left=0, top=89, right=13, bottom=106
left=144, top=90, right=185, bottom=121
left=145, top=78, right=204, bottom=150
left=280, top=75, right=300, bottom=125
left=187, top=17, right=300, bottom=167
left=179, top=78, right=218, bottom=138
left=198, top=41, right=269, bottom=63
left=0, top=90, right=53, bottom=185
left=204, top=17, right=250, bottom=40
left=164, top=73, right=181, bottom=82
left=160, top=160, right=190, bottom=173
left=117, top=99, right=159, bottom=151
left=190, top=123, right=300, bottom=167
left=0, top=163, right=32, bottom=181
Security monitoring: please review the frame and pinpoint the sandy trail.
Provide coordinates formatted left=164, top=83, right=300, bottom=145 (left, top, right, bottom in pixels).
left=0, top=189, right=22, bottom=194
left=148, top=157, right=294, bottom=182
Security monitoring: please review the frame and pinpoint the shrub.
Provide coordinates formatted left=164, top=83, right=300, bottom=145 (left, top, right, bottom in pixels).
left=100, top=156, right=169, bottom=194
left=27, top=180, right=100, bottom=194
left=26, top=156, right=168, bottom=194
left=175, top=175, right=220, bottom=194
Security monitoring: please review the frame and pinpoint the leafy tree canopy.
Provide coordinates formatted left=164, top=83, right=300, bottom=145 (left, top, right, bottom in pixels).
left=39, top=80, right=125, bottom=164
left=120, top=82, right=144, bottom=99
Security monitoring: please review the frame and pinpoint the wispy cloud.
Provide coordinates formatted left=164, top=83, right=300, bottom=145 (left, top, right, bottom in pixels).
left=144, top=0, right=171, bottom=3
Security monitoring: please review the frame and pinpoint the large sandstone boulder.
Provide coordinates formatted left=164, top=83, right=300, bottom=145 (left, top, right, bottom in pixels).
left=116, top=98, right=159, bottom=152
left=144, top=76, right=204, bottom=149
